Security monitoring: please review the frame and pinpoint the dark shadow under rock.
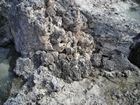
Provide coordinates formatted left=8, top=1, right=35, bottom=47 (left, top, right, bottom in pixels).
left=0, top=45, right=19, bottom=104
left=0, top=11, right=12, bottom=47
left=128, top=39, right=140, bottom=68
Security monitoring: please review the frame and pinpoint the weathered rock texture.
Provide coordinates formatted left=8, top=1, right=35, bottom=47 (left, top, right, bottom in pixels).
left=2, top=0, right=95, bottom=82
left=0, top=0, right=140, bottom=105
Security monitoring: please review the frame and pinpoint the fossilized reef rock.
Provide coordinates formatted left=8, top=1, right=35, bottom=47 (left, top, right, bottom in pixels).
left=1, top=0, right=140, bottom=105
left=4, top=0, right=94, bottom=56
left=2, top=0, right=95, bottom=82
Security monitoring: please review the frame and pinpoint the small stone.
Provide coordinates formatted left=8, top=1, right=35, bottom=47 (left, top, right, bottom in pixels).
left=46, top=6, right=56, bottom=16
left=91, top=53, right=102, bottom=67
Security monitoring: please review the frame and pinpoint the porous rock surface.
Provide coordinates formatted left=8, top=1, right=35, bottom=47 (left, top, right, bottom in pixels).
left=2, top=0, right=95, bottom=82
left=0, top=0, right=140, bottom=105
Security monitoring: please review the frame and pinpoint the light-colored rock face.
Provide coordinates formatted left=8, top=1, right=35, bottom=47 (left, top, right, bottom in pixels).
left=4, top=66, right=140, bottom=105
left=1, top=0, right=140, bottom=105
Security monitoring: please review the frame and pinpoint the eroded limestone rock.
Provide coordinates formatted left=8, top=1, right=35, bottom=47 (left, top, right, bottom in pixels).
left=2, top=0, right=140, bottom=105
left=14, top=58, right=34, bottom=79
left=3, top=0, right=95, bottom=81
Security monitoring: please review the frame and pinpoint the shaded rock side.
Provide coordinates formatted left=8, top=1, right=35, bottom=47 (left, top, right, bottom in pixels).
left=0, top=2, right=13, bottom=47
left=128, top=33, right=140, bottom=68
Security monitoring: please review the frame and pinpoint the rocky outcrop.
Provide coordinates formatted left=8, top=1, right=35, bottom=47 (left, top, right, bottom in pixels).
left=4, top=66, right=106, bottom=105
left=4, top=65, right=140, bottom=105
left=2, top=0, right=95, bottom=82
left=3, top=0, right=94, bottom=57
left=1, top=0, right=140, bottom=104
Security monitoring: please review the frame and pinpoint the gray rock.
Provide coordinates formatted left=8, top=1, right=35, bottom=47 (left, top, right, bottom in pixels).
left=3, top=0, right=95, bottom=82
left=46, top=6, right=56, bottom=16
left=14, top=57, right=34, bottom=79
left=41, top=52, right=54, bottom=66
left=2, top=0, right=140, bottom=105
left=91, top=53, right=102, bottom=67
left=4, top=0, right=53, bottom=56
